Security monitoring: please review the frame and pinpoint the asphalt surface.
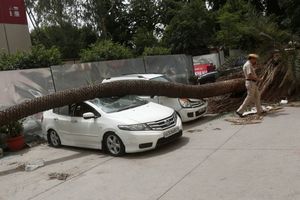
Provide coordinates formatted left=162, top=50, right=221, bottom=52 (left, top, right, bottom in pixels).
left=0, top=106, right=299, bottom=200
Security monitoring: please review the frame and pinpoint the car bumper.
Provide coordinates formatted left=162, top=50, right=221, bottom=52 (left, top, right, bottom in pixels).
left=178, top=102, right=208, bottom=122
left=119, top=118, right=183, bottom=153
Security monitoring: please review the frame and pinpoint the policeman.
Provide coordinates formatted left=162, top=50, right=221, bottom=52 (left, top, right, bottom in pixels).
left=236, top=54, right=264, bottom=117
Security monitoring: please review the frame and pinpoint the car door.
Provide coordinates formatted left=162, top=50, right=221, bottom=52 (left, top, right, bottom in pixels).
left=52, top=106, right=73, bottom=146
left=68, top=102, right=102, bottom=148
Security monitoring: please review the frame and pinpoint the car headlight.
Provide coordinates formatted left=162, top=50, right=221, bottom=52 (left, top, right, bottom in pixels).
left=174, top=112, right=178, bottom=122
left=118, top=123, right=151, bottom=131
left=179, top=98, right=192, bottom=108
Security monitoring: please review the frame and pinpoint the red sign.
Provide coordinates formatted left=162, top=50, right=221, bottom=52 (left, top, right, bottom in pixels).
left=0, top=0, right=27, bottom=25
left=194, top=64, right=209, bottom=76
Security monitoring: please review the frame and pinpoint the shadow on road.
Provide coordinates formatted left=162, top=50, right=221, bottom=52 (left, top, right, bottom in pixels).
left=266, top=110, right=289, bottom=118
left=183, top=114, right=225, bottom=130
left=124, top=136, right=190, bottom=159
left=0, top=146, right=107, bottom=177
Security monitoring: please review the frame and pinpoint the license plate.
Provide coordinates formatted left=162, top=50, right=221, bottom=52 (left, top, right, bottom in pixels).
left=163, top=127, right=180, bottom=138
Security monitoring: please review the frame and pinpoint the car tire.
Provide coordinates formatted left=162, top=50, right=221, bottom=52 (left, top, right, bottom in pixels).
left=48, top=129, right=61, bottom=148
left=103, top=133, right=125, bottom=156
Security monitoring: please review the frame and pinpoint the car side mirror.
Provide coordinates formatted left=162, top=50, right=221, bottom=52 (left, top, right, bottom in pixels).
left=83, top=112, right=96, bottom=120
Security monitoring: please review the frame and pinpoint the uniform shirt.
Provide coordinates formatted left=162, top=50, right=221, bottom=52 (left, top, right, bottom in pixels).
left=243, top=61, right=257, bottom=80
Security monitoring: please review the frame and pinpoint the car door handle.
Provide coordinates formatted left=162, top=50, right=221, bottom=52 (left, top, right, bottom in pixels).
left=54, top=118, right=59, bottom=121
left=71, top=120, right=78, bottom=123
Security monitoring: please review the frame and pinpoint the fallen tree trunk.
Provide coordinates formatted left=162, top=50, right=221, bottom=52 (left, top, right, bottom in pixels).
left=0, top=79, right=245, bottom=126
left=258, top=50, right=300, bottom=101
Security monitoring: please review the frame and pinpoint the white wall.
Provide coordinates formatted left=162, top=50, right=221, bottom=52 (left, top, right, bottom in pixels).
left=0, top=23, right=31, bottom=54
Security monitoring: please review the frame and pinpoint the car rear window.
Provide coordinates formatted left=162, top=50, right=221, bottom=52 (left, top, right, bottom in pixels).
left=150, top=76, right=171, bottom=82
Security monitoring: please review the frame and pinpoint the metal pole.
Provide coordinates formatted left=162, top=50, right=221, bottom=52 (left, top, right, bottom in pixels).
left=49, top=66, right=57, bottom=93
left=142, top=56, right=147, bottom=73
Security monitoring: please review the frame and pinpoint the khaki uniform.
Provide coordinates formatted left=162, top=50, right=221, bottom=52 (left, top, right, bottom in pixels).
left=237, top=61, right=263, bottom=114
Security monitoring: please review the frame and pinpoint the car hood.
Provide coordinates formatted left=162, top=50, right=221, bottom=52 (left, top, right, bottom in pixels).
left=107, top=102, right=174, bottom=124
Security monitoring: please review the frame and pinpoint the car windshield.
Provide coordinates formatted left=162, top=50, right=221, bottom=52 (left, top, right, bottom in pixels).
left=89, top=95, right=148, bottom=113
left=150, top=76, right=172, bottom=82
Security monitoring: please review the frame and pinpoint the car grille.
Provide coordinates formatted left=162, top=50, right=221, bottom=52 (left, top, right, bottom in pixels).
left=147, top=113, right=177, bottom=131
left=190, top=100, right=205, bottom=108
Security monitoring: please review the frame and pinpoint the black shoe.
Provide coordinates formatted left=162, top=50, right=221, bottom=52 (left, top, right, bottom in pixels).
left=235, top=111, right=244, bottom=118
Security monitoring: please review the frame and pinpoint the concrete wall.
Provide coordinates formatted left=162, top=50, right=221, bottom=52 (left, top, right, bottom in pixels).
left=0, top=23, right=31, bottom=53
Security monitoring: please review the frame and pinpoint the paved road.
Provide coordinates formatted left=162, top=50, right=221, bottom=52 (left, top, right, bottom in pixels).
left=0, top=107, right=299, bottom=200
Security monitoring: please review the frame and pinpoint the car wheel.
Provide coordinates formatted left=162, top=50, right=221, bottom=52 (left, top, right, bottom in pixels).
left=104, top=133, right=125, bottom=156
left=48, top=130, right=61, bottom=148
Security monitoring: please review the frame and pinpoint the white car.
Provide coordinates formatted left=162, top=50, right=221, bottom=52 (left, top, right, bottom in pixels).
left=42, top=95, right=183, bottom=156
left=102, top=74, right=208, bottom=122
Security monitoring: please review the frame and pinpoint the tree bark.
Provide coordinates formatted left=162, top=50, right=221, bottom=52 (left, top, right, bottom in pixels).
left=0, top=79, right=245, bottom=126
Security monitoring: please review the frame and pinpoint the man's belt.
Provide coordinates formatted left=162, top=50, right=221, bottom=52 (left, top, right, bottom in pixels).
left=246, top=79, right=257, bottom=82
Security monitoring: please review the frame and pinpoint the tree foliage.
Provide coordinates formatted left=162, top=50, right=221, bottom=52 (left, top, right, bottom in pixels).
left=143, top=47, right=171, bottom=56
left=25, top=0, right=81, bottom=27
left=31, top=23, right=98, bottom=59
left=163, top=0, right=214, bottom=55
left=216, top=0, right=290, bottom=51
left=133, top=27, right=158, bottom=55
left=216, top=0, right=254, bottom=49
left=80, top=40, right=133, bottom=62
left=279, top=0, right=300, bottom=34
left=22, top=0, right=300, bottom=60
left=0, top=45, right=61, bottom=70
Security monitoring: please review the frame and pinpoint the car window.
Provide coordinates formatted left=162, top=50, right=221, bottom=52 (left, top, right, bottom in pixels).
left=90, top=95, right=148, bottom=113
left=53, top=106, right=69, bottom=116
left=150, top=76, right=172, bottom=82
left=70, top=103, right=100, bottom=117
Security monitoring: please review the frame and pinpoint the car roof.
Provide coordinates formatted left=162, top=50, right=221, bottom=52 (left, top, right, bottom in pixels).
left=102, top=74, right=164, bottom=83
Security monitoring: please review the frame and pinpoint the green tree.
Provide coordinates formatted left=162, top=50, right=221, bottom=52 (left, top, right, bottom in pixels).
left=216, top=0, right=253, bottom=49
left=163, top=0, right=214, bottom=55
left=133, top=27, right=158, bottom=55
left=128, top=0, right=162, bottom=53
left=159, top=0, right=188, bottom=25
left=80, top=40, right=133, bottom=62
left=216, top=0, right=290, bottom=51
left=143, top=47, right=171, bottom=56
left=25, top=0, right=80, bottom=27
left=31, top=23, right=98, bottom=59
left=82, top=0, right=129, bottom=40
left=207, top=0, right=227, bottom=11
left=128, top=0, right=159, bottom=33
left=279, top=0, right=300, bottom=35
left=0, top=45, right=62, bottom=70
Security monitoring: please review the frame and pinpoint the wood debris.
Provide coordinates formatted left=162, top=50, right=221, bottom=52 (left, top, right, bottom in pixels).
left=225, top=105, right=284, bottom=125
left=225, top=115, right=263, bottom=125
left=48, top=172, right=70, bottom=181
